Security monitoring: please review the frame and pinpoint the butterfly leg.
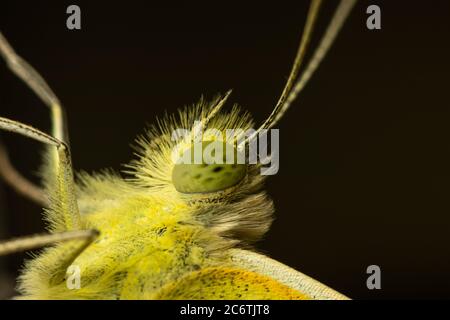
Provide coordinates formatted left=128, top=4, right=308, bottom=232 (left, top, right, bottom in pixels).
left=0, top=141, right=47, bottom=205
left=0, top=229, right=98, bottom=257
left=0, top=117, right=80, bottom=231
left=0, top=31, right=66, bottom=140
left=0, top=228, right=99, bottom=290
left=0, top=31, right=68, bottom=205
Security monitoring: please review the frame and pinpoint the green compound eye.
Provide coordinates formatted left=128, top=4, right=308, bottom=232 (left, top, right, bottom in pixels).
left=172, top=141, right=247, bottom=194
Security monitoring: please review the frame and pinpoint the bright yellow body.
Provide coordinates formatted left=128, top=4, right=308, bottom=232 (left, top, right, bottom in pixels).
left=18, top=173, right=305, bottom=299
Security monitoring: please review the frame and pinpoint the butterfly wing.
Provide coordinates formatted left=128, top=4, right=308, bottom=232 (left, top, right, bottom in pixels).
left=154, top=266, right=308, bottom=300
left=229, top=249, right=349, bottom=300
left=154, top=249, right=348, bottom=300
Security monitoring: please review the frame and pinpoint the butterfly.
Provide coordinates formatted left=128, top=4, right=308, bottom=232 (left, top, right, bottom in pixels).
left=0, top=0, right=356, bottom=299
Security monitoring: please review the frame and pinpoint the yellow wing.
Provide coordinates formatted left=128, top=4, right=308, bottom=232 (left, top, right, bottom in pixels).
left=229, top=249, right=349, bottom=300
left=154, top=249, right=348, bottom=300
left=154, top=266, right=308, bottom=300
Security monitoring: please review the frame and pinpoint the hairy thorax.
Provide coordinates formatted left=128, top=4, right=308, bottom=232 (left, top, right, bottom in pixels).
left=17, top=191, right=224, bottom=299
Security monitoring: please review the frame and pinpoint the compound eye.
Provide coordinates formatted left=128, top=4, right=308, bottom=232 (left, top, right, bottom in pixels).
left=172, top=141, right=247, bottom=194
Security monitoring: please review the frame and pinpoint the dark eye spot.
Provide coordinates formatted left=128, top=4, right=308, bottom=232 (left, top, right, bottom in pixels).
left=156, top=227, right=167, bottom=236
left=213, top=166, right=223, bottom=173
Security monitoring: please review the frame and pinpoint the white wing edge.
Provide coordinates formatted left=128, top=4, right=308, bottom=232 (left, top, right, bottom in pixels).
left=229, top=248, right=350, bottom=300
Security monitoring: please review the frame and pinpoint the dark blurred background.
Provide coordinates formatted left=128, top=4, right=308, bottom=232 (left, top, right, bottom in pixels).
left=0, top=0, right=449, bottom=299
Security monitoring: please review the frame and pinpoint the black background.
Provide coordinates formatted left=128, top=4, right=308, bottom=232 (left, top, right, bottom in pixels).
left=0, top=0, right=449, bottom=299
